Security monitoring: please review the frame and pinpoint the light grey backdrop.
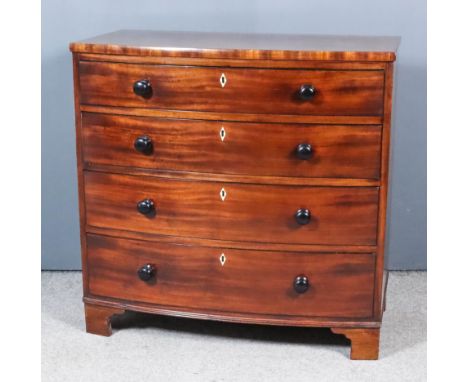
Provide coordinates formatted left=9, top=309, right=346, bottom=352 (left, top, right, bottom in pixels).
left=42, top=0, right=427, bottom=270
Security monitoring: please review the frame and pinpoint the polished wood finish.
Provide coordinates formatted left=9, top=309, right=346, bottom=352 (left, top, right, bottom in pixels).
left=84, top=295, right=381, bottom=329
left=82, top=113, right=382, bottom=179
left=84, top=303, right=125, bottom=336
left=79, top=61, right=384, bottom=116
left=84, top=172, right=379, bottom=246
left=87, top=235, right=375, bottom=318
left=79, top=53, right=389, bottom=70
left=84, top=164, right=381, bottom=187
left=373, top=62, right=395, bottom=319
left=86, top=226, right=378, bottom=254
left=71, top=30, right=398, bottom=360
left=70, top=30, right=399, bottom=62
left=72, top=53, right=90, bottom=295
left=331, top=328, right=380, bottom=360
left=81, top=104, right=383, bottom=125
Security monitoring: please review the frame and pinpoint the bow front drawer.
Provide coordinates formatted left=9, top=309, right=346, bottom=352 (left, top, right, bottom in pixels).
left=84, top=172, right=379, bottom=246
left=87, top=234, right=376, bottom=319
left=82, top=113, right=382, bottom=179
left=78, top=61, right=385, bottom=116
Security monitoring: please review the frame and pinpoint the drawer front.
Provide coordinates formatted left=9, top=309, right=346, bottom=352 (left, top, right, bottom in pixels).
left=84, top=172, right=379, bottom=246
left=82, top=113, right=382, bottom=179
left=79, top=61, right=384, bottom=116
left=87, top=234, right=375, bottom=318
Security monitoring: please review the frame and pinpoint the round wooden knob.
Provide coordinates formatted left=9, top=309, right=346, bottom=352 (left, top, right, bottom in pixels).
left=137, top=264, right=155, bottom=282
left=134, top=135, right=153, bottom=155
left=296, top=143, right=313, bottom=160
left=295, top=209, right=311, bottom=225
left=137, top=199, right=155, bottom=215
left=133, top=79, right=152, bottom=97
left=299, top=84, right=316, bottom=100
left=294, top=275, right=309, bottom=293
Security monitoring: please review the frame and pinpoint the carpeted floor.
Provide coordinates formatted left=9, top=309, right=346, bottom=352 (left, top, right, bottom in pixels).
left=42, top=271, right=426, bottom=382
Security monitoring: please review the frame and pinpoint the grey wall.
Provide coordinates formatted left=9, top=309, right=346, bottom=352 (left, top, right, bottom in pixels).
left=42, top=0, right=426, bottom=270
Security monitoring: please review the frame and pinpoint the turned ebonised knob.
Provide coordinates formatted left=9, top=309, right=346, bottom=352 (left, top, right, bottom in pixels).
left=137, top=264, right=155, bottom=282
left=295, top=208, right=311, bottom=225
left=134, top=135, right=153, bottom=155
left=296, top=143, right=313, bottom=160
left=299, top=84, right=316, bottom=100
left=133, top=79, right=152, bottom=97
left=137, top=199, right=155, bottom=215
left=294, top=275, right=309, bottom=294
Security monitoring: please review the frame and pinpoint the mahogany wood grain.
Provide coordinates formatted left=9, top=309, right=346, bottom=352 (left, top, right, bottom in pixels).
left=82, top=112, right=382, bottom=179
left=84, top=303, right=125, bottom=336
left=87, top=234, right=375, bottom=318
left=80, top=104, right=383, bottom=125
left=373, top=62, right=395, bottom=319
left=69, top=30, right=399, bottom=62
left=84, top=295, right=381, bottom=329
left=85, top=164, right=381, bottom=187
left=70, top=32, right=398, bottom=359
left=80, top=53, right=388, bottom=70
left=72, top=53, right=90, bottom=295
left=87, top=226, right=377, bottom=254
left=84, top=172, right=379, bottom=246
left=331, top=328, right=380, bottom=360
left=79, top=61, right=385, bottom=116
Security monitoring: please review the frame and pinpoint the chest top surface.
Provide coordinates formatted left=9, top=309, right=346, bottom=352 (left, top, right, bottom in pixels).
left=69, top=30, right=399, bottom=62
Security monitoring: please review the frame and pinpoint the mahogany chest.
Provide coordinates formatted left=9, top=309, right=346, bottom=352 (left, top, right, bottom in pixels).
left=70, top=30, right=398, bottom=360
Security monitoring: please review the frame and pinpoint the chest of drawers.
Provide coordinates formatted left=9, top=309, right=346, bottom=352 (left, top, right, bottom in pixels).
left=70, top=30, right=398, bottom=360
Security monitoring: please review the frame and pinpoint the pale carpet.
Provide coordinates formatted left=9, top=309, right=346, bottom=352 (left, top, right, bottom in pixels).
left=42, top=271, right=426, bottom=382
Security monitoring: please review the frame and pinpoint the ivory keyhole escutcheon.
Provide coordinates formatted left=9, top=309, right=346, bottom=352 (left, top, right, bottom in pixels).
left=219, top=253, right=226, bottom=266
left=219, top=73, right=227, bottom=88
left=220, top=126, right=226, bottom=141
left=220, top=188, right=227, bottom=201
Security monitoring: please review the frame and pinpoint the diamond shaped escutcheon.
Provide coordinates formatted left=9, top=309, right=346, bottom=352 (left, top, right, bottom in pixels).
left=220, top=73, right=227, bottom=88
left=219, top=253, right=226, bottom=266
left=220, top=188, right=227, bottom=201
left=220, top=126, right=226, bottom=141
